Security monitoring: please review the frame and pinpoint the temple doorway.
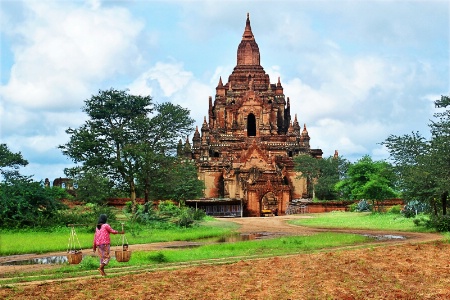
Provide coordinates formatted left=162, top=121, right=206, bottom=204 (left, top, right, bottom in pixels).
left=247, top=113, right=256, bottom=136
left=261, top=192, right=278, bottom=216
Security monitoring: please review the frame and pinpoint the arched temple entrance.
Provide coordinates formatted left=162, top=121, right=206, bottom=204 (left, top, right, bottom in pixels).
left=261, top=192, right=278, bottom=216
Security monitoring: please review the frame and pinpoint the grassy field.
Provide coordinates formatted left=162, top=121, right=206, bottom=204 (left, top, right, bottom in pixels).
left=0, top=232, right=370, bottom=284
left=289, top=211, right=433, bottom=232
left=0, top=218, right=238, bottom=256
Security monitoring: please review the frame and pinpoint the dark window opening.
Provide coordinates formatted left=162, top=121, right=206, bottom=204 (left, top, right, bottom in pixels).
left=247, top=113, right=256, bottom=136
left=214, top=152, right=220, bottom=158
left=288, top=151, right=293, bottom=157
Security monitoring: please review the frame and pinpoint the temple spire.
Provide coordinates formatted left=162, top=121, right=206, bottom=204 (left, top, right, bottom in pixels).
left=242, top=13, right=254, bottom=40
left=237, top=13, right=260, bottom=66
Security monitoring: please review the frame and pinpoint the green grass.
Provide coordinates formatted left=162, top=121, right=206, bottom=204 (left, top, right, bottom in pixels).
left=0, top=232, right=370, bottom=284
left=134, top=232, right=369, bottom=263
left=289, top=211, right=432, bottom=232
left=0, top=219, right=239, bottom=256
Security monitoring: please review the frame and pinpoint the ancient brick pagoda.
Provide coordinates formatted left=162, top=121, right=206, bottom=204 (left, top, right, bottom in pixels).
left=183, top=13, right=323, bottom=217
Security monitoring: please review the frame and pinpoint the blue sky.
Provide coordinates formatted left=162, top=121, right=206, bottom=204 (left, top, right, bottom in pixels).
left=1, top=0, right=449, bottom=182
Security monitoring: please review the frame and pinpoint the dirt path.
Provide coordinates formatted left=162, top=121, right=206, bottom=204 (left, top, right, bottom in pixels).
left=1, top=216, right=449, bottom=299
left=0, top=216, right=442, bottom=274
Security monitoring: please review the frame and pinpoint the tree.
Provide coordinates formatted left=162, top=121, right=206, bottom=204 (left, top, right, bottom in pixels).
left=382, top=95, right=450, bottom=216
left=152, top=158, right=204, bottom=204
left=382, top=132, right=439, bottom=213
left=294, top=154, right=320, bottom=199
left=60, top=89, right=152, bottom=212
left=59, top=89, right=195, bottom=213
left=68, top=168, right=115, bottom=204
left=294, top=154, right=349, bottom=200
left=315, top=155, right=350, bottom=200
left=335, top=155, right=398, bottom=210
left=0, top=143, right=29, bottom=180
left=136, top=102, right=196, bottom=204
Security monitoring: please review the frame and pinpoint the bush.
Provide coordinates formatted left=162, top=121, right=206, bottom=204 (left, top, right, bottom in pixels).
left=348, top=202, right=358, bottom=212
left=54, top=204, right=116, bottom=229
left=401, top=200, right=429, bottom=218
left=130, top=200, right=206, bottom=228
left=356, top=199, right=372, bottom=212
left=424, top=214, right=450, bottom=232
left=0, top=178, right=68, bottom=228
left=387, top=205, right=402, bottom=214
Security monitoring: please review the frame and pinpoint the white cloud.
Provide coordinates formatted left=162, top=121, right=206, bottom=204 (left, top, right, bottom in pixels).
left=1, top=0, right=447, bottom=182
left=1, top=1, right=144, bottom=110
left=128, top=61, right=212, bottom=130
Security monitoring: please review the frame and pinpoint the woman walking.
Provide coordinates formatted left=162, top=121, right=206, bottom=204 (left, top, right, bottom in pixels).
left=93, top=214, right=124, bottom=276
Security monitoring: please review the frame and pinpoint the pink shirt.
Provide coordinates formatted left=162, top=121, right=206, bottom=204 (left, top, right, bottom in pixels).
left=93, top=224, right=118, bottom=246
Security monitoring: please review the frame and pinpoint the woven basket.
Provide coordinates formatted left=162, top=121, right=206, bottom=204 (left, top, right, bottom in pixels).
left=115, top=250, right=131, bottom=262
left=67, top=251, right=83, bottom=264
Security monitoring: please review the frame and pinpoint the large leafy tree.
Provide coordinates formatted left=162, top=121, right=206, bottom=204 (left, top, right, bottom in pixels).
left=136, top=102, right=197, bottom=204
left=335, top=155, right=398, bottom=210
left=383, top=95, right=450, bottom=215
left=59, top=89, right=195, bottom=213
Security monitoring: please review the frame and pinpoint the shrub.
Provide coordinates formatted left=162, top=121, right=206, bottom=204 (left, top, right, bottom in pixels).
left=130, top=200, right=206, bottom=228
left=387, top=205, right=402, bottom=214
left=0, top=178, right=68, bottom=228
left=148, top=252, right=168, bottom=263
left=413, top=216, right=428, bottom=227
left=401, top=200, right=429, bottom=218
left=356, top=199, right=372, bottom=212
left=348, top=202, right=358, bottom=212
left=424, top=214, right=450, bottom=232
left=54, top=204, right=116, bottom=229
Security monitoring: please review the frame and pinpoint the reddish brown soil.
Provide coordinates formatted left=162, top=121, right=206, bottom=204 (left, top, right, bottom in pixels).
left=1, top=216, right=450, bottom=300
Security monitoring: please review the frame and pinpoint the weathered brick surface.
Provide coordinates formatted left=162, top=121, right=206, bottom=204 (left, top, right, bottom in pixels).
left=185, top=14, right=323, bottom=216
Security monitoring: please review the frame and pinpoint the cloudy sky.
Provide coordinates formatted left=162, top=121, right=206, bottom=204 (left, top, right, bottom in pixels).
left=1, top=0, right=449, bottom=182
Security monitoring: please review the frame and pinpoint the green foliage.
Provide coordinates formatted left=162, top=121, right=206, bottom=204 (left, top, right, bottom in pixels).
left=156, top=201, right=205, bottom=227
left=53, top=204, right=116, bottom=228
left=70, top=170, right=115, bottom=204
left=387, top=205, right=402, bottom=214
left=290, top=211, right=430, bottom=232
left=424, top=214, right=450, bottom=232
left=382, top=95, right=450, bottom=216
left=128, top=200, right=206, bottom=228
left=59, top=89, right=196, bottom=214
left=348, top=202, right=358, bottom=212
left=148, top=252, right=168, bottom=263
left=334, top=155, right=398, bottom=208
left=1, top=218, right=235, bottom=256
left=0, top=143, right=29, bottom=180
left=0, top=177, right=68, bottom=228
left=402, top=200, right=429, bottom=218
left=144, top=158, right=205, bottom=203
left=78, top=255, right=99, bottom=270
left=295, top=154, right=349, bottom=200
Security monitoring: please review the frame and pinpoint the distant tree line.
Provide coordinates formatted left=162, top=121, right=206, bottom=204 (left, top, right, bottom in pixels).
left=0, top=89, right=205, bottom=228
left=294, top=95, right=450, bottom=231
